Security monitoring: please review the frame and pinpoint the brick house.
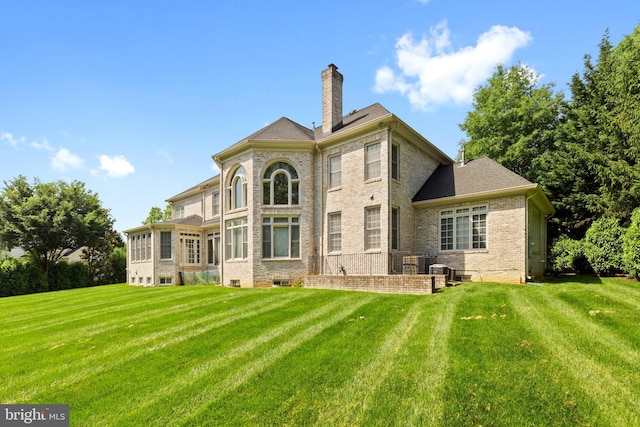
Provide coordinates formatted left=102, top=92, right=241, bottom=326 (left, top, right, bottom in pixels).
left=124, top=64, right=554, bottom=288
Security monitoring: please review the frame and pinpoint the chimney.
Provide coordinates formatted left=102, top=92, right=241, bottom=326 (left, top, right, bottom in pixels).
left=321, top=64, right=343, bottom=133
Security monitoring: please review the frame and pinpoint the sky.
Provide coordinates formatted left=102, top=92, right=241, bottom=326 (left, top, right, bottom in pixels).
left=1, top=0, right=639, bottom=234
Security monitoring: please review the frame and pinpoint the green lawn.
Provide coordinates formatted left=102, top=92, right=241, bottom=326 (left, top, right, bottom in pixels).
left=1, top=277, right=640, bottom=426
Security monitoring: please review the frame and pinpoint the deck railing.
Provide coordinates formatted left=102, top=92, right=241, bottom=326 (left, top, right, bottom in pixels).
left=308, top=252, right=436, bottom=276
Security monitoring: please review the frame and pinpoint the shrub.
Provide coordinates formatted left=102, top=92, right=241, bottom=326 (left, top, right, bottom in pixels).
left=49, top=260, right=89, bottom=291
left=623, top=208, right=640, bottom=279
left=0, top=257, right=47, bottom=297
left=583, top=216, right=625, bottom=276
left=549, top=235, right=591, bottom=274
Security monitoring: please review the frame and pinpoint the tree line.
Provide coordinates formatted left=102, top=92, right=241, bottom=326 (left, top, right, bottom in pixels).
left=0, top=176, right=126, bottom=296
left=461, top=24, right=640, bottom=277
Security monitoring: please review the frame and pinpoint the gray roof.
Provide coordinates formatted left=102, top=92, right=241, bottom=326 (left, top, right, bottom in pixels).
left=314, top=103, right=391, bottom=139
left=245, top=117, right=315, bottom=141
left=232, top=103, right=391, bottom=143
left=413, top=157, right=534, bottom=202
left=163, top=215, right=204, bottom=227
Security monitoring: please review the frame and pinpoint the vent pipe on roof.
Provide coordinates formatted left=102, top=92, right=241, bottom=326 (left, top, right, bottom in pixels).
left=321, top=64, right=343, bottom=133
left=460, top=144, right=466, bottom=166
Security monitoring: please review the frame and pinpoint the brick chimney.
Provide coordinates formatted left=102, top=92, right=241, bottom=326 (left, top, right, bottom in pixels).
left=321, top=64, right=343, bottom=133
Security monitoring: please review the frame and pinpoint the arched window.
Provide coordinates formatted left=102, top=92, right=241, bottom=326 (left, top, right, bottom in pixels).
left=227, top=166, right=247, bottom=211
left=262, top=161, right=299, bottom=205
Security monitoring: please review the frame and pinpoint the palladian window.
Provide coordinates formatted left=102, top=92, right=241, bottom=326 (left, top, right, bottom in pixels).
left=262, top=161, right=299, bottom=205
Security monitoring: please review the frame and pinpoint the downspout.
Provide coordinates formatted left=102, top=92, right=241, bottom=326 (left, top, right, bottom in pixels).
left=213, top=155, right=225, bottom=286
left=525, top=193, right=536, bottom=281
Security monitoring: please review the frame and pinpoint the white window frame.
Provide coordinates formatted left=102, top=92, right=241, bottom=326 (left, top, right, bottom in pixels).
left=391, top=207, right=399, bottom=250
left=262, top=217, right=300, bottom=259
left=225, top=218, right=248, bottom=260
left=328, top=212, right=341, bottom=253
left=213, top=192, right=220, bottom=216
left=174, top=204, right=184, bottom=219
left=365, top=142, right=381, bottom=181
left=207, top=232, right=220, bottom=266
left=180, top=232, right=201, bottom=265
left=160, top=231, right=172, bottom=259
left=391, top=143, right=399, bottom=180
left=329, top=155, right=341, bottom=188
left=262, top=162, right=300, bottom=206
left=365, top=206, right=381, bottom=251
left=227, top=166, right=248, bottom=212
left=440, top=206, right=487, bottom=251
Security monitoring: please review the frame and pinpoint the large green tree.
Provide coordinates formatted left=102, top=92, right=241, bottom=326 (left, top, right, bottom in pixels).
left=459, top=64, right=564, bottom=183
left=0, top=176, right=114, bottom=281
left=542, top=26, right=640, bottom=234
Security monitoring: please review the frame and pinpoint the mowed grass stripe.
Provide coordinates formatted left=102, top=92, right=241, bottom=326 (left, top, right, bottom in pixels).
left=314, top=301, right=424, bottom=426
left=111, top=292, right=366, bottom=426
left=0, top=289, right=249, bottom=353
left=0, top=285, right=214, bottom=335
left=511, top=290, right=640, bottom=425
left=535, top=289, right=640, bottom=367
left=3, top=290, right=312, bottom=402
left=0, top=285, right=154, bottom=324
left=404, top=289, right=461, bottom=426
left=175, top=294, right=378, bottom=426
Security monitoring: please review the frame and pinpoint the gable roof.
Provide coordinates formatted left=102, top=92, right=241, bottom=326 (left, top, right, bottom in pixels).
left=412, top=156, right=554, bottom=215
left=212, top=103, right=445, bottom=165
left=245, top=117, right=315, bottom=141
left=413, top=157, right=533, bottom=202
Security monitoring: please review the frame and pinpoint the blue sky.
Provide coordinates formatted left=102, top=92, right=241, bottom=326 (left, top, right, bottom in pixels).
left=1, top=0, right=639, bottom=233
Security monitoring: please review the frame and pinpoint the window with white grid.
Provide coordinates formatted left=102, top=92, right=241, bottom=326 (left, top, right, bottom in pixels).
left=365, top=206, right=381, bottom=250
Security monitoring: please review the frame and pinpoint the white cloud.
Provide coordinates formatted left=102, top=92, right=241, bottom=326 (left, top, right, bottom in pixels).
left=0, top=132, right=26, bottom=148
left=99, top=155, right=135, bottom=178
left=30, top=138, right=54, bottom=151
left=156, top=149, right=174, bottom=163
left=374, top=20, right=532, bottom=110
left=52, top=148, right=84, bottom=171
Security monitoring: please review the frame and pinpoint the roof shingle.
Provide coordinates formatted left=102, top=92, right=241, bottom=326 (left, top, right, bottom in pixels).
left=413, top=157, right=534, bottom=202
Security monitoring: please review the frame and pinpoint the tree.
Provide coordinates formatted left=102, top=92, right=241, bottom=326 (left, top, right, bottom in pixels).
left=0, top=176, right=114, bottom=282
left=554, top=27, right=640, bottom=227
left=143, top=204, right=172, bottom=224
left=459, top=64, right=564, bottom=183
left=81, top=228, right=125, bottom=285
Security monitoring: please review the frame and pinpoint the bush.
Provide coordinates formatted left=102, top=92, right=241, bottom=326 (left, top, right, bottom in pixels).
left=623, top=208, right=640, bottom=279
left=549, top=235, right=591, bottom=274
left=0, top=257, right=47, bottom=297
left=49, top=260, right=89, bottom=291
left=583, top=216, right=625, bottom=276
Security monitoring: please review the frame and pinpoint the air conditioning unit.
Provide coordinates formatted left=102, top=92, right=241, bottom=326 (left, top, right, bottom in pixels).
left=403, top=255, right=426, bottom=275
left=429, top=264, right=449, bottom=275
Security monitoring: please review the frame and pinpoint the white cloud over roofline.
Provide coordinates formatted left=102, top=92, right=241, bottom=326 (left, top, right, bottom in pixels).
left=374, top=20, right=532, bottom=110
